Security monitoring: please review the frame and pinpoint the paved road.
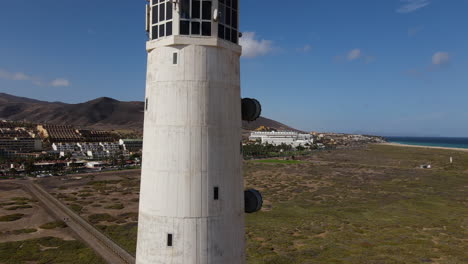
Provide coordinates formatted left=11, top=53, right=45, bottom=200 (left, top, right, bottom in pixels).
left=16, top=180, right=136, bottom=264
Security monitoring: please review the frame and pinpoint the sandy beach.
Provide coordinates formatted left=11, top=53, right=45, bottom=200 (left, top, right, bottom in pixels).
left=379, top=142, right=468, bottom=152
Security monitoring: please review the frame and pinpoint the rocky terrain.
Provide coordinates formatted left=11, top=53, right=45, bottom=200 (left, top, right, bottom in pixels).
left=0, top=93, right=297, bottom=132
left=317, top=133, right=387, bottom=148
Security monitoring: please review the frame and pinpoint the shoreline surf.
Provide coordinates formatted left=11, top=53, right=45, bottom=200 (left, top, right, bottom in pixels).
left=379, top=142, right=468, bottom=152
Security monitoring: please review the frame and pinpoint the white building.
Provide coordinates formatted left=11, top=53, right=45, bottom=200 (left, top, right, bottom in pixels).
left=99, top=142, right=121, bottom=152
left=249, top=131, right=314, bottom=148
left=119, top=139, right=143, bottom=152
left=77, top=142, right=102, bottom=153
left=52, top=143, right=77, bottom=153
left=53, top=142, right=122, bottom=159
left=86, top=150, right=110, bottom=159
left=85, top=161, right=108, bottom=169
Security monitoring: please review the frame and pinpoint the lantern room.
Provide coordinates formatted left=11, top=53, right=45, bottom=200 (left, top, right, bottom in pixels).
left=146, top=0, right=240, bottom=44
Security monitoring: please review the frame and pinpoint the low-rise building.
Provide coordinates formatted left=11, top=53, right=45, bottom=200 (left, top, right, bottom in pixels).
left=0, top=128, right=42, bottom=152
left=38, top=125, right=83, bottom=143
left=52, top=143, right=78, bottom=153
left=100, top=142, right=121, bottom=152
left=0, top=137, right=42, bottom=152
left=86, top=161, right=108, bottom=169
left=249, top=131, right=314, bottom=148
left=0, top=149, right=16, bottom=159
left=119, top=139, right=143, bottom=152
left=33, top=162, right=66, bottom=171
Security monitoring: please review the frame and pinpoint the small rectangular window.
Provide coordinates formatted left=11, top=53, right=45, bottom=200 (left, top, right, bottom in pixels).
left=167, top=234, right=173, bottom=247
left=159, top=24, right=165, bottom=37
left=231, top=29, right=237, bottom=44
left=218, top=24, right=225, bottom=39
left=219, top=4, right=226, bottom=24
left=180, top=0, right=190, bottom=19
left=166, top=21, right=173, bottom=36
left=214, top=187, right=219, bottom=200
left=152, top=6, right=158, bottom=25
left=145, top=98, right=148, bottom=111
left=191, top=22, right=201, bottom=35
left=225, top=7, right=231, bottom=25
left=202, top=22, right=211, bottom=36
left=225, top=27, right=231, bottom=41
left=232, top=0, right=238, bottom=10
left=180, top=21, right=190, bottom=35
left=232, top=10, right=238, bottom=29
left=152, top=25, right=158, bottom=40
left=173, top=52, right=178, bottom=64
left=159, top=2, right=165, bottom=21
left=202, top=1, right=212, bottom=20
left=166, top=1, right=173, bottom=20
left=192, top=1, right=201, bottom=19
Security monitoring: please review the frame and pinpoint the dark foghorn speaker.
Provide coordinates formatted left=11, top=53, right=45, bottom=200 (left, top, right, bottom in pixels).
left=244, top=189, right=263, bottom=213
left=242, top=98, right=262, bottom=122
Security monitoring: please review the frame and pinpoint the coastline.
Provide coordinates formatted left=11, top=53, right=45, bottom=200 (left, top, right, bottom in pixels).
left=379, top=142, right=468, bottom=152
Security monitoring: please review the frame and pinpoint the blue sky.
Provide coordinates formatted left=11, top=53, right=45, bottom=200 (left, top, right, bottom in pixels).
left=0, top=0, right=467, bottom=136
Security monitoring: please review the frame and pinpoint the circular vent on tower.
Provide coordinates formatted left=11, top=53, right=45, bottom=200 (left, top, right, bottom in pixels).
left=244, top=189, right=263, bottom=213
left=242, top=98, right=262, bottom=122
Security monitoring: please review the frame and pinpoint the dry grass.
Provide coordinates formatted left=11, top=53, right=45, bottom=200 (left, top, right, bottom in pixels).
left=36, top=144, right=468, bottom=263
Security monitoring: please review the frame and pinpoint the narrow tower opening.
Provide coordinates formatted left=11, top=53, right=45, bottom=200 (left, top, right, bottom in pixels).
left=167, top=234, right=173, bottom=247
left=214, top=187, right=219, bottom=200
left=173, top=52, right=178, bottom=65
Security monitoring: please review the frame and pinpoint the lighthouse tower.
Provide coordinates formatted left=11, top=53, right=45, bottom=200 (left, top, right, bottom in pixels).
left=136, top=1, right=261, bottom=263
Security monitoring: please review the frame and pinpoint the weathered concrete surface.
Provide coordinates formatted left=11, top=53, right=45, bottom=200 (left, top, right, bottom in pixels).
left=137, top=4, right=246, bottom=263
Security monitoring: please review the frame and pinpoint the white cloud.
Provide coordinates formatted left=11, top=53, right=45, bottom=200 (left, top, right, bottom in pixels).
left=51, top=78, right=71, bottom=87
left=364, top=56, right=376, bottom=64
left=408, top=26, right=424, bottom=36
left=240, top=32, right=273, bottom=58
left=0, top=68, right=71, bottom=87
left=397, top=0, right=430, bottom=14
left=432, top=52, right=450, bottom=66
left=0, top=69, right=31, bottom=81
left=297, top=44, right=312, bottom=53
left=347, top=49, right=362, bottom=61
left=0, top=69, right=32, bottom=82
left=338, top=49, right=376, bottom=64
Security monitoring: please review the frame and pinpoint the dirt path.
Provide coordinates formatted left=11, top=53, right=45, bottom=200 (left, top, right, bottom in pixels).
left=15, top=180, right=136, bottom=264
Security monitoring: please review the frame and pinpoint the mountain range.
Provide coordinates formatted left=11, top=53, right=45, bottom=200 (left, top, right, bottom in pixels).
left=0, top=93, right=298, bottom=132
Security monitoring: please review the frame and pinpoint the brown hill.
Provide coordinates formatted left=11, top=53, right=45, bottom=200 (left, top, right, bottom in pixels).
left=0, top=93, right=298, bottom=132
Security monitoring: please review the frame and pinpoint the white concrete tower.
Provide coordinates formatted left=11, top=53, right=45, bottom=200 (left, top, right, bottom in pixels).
left=137, top=1, right=260, bottom=263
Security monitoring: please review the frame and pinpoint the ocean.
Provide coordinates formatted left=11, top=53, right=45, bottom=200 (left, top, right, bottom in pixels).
left=386, top=137, right=468, bottom=149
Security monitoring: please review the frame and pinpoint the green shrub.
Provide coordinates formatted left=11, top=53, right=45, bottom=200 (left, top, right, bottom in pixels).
left=5, top=205, right=32, bottom=210
left=11, top=197, right=30, bottom=202
left=69, top=204, right=83, bottom=213
left=0, top=214, right=25, bottom=222
left=40, top=221, right=67, bottom=229
left=104, top=203, right=124, bottom=210
left=97, top=223, right=138, bottom=255
left=88, top=214, right=116, bottom=224
left=12, top=229, right=37, bottom=235
left=0, top=237, right=105, bottom=263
